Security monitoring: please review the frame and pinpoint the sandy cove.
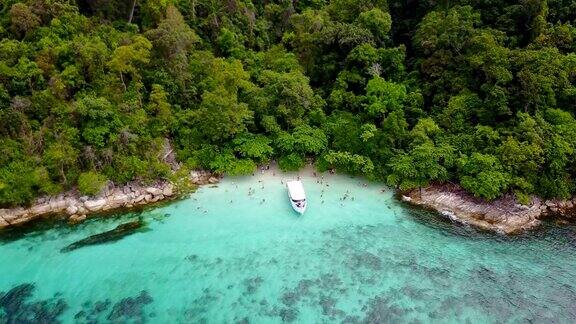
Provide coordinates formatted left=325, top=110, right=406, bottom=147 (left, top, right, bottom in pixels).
left=2, top=165, right=576, bottom=234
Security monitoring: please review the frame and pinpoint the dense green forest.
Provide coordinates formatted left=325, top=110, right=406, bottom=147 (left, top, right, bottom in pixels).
left=0, top=0, right=575, bottom=206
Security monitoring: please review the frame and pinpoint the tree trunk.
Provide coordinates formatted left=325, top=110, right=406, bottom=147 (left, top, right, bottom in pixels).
left=128, top=0, right=137, bottom=24
left=119, top=73, right=127, bottom=91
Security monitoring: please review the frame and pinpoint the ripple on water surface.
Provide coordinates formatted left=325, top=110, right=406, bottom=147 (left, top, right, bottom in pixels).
left=1, top=171, right=576, bottom=323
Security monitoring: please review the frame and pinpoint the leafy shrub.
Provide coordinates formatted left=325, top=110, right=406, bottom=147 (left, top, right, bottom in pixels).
left=78, top=171, right=107, bottom=196
left=278, top=153, right=305, bottom=171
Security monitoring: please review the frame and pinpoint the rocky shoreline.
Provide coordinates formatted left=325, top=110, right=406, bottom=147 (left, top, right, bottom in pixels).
left=3, top=168, right=575, bottom=235
left=0, top=170, right=219, bottom=230
left=402, top=184, right=576, bottom=234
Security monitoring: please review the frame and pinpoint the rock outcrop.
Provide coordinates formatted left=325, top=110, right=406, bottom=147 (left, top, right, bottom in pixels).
left=190, top=170, right=219, bottom=185
left=0, top=171, right=216, bottom=230
left=403, top=184, right=576, bottom=234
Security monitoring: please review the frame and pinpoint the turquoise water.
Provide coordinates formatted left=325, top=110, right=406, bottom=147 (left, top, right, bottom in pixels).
left=1, top=171, right=576, bottom=323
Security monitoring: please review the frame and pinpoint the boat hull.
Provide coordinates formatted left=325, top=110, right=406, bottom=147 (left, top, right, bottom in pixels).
left=286, top=180, right=307, bottom=214
left=290, top=201, right=307, bottom=214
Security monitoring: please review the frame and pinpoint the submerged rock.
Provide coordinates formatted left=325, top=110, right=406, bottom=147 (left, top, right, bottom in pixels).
left=106, top=290, right=153, bottom=322
left=60, top=219, right=145, bottom=252
left=68, top=214, right=87, bottom=224
left=0, top=217, right=9, bottom=229
left=0, top=283, right=67, bottom=323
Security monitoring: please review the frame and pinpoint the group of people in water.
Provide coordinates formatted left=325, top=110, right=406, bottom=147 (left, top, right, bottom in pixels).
left=213, top=166, right=380, bottom=211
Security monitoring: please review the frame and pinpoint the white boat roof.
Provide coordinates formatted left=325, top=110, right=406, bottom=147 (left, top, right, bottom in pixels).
left=287, top=180, right=306, bottom=200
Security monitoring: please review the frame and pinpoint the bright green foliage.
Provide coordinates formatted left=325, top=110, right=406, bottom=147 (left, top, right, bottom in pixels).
left=1, top=0, right=576, bottom=206
left=75, top=96, right=121, bottom=148
left=276, top=125, right=328, bottom=155
left=365, top=76, right=406, bottom=117
left=233, top=135, right=274, bottom=162
left=458, top=153, right=511, bottom=200
left=357, top=9, right=392, bottom=43
left=78, top=171, right=108, bottom=196
left=0, top=162, right=49, bottom=205
left=110, top=36, right=152, bottom=75
left=387, top=142, right=454, bottom=191
left=278, top=153, right=306, bottom=172
left=255, top=69, right=325, bottom=128
left=317, top=151, right=374, bottom=176
left=146, top=84, right=174, bottom=136
left=194, top=87, right=252, bottom=143
left=210, top=151, right=256, bottom=176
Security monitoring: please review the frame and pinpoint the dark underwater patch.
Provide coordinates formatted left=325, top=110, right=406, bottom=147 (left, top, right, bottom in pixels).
left=106, top=290, right=153, bottom=323
left=60, top=219, right=145, bottom=252
left=0, top=283, right=67, bottom=323
left=243, top=276, right=264, bottom=295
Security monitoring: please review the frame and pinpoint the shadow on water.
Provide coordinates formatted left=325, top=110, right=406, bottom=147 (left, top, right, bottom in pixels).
left=60, top=218, right=147, bottom=253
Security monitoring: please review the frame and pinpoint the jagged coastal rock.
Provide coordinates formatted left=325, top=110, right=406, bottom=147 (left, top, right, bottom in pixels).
left=403, top=184, right=576, bottom=234
left=0, top=170, right=219, bottom=230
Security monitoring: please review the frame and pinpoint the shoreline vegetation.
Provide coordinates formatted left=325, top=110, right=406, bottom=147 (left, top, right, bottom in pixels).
left=1, top=2, right=576, bottom=234
left=1, top=163, right=576, bottom=234
left=0, top=170, right=218, bottom=230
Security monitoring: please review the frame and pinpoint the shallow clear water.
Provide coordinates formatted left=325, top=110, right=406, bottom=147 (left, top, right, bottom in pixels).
left=1, top=171, right=576, bottom=323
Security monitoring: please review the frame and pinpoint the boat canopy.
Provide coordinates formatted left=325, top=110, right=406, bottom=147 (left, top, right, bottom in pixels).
left=286, top=180, right=306, bottom=200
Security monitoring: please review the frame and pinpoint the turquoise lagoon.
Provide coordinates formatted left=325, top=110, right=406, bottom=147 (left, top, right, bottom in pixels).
left=1, top=171, right=576, bottom=323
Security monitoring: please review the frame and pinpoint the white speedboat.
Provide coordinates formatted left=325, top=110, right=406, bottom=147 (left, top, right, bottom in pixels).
left=286, top=180, right=307, bottom=214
